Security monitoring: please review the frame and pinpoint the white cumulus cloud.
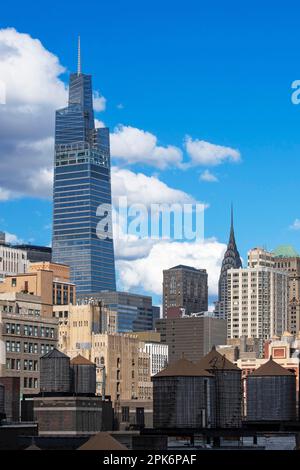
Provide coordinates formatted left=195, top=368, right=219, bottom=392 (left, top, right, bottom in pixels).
left=93, top=91, right=106, bottom=111
left=0, top=28, right=67, bottom=199
left=185, top=136, right=241, bottom=167
left=110, top=125, right=183, bottom=169
left=200, top=169, right=219, bottom=182
left=111, top=167, right=195, bottom=207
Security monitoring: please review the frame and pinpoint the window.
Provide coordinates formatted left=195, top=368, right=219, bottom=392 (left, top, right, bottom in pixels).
left=34, top=326, right=38, bottom=337
left=11, top=278, right=17, bottom=287
left=121, top=406, right=129, bottom=422
left=6, top=341, right=10, bottom=352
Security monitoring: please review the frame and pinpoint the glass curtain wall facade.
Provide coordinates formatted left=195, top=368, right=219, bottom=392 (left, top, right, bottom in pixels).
left=52, top=72, right=116, bottom=294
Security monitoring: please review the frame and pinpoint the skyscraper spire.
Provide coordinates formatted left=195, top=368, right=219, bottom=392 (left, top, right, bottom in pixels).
left=214, top=204, right=242, bottom=320
left=77, top=35, right=81, bottom=76
left=230, top=203, right=235, bottom=242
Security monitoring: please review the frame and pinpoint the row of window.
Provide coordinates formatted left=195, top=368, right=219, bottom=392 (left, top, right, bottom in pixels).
left=5, top=323, right=55, bottom=338
left=24, top=377, right=38, bottom=389
left=6, top=341, right=54, bottom=354
left=0, top=250, right=26, bottom=259
left=2, top=306, right=40, bottom=316
left=6, top=358, right=38, bottom=371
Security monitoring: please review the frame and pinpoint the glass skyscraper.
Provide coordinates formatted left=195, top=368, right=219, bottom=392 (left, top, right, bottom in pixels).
left=52, top=46, right=116, bottom=294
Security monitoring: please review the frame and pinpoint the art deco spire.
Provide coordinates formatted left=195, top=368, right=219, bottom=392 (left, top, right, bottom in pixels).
left=229, top=203, right=237, bottom=246
left=215, top=205, right=242, bottom=318
left=222, top=204, right=242, bottom=272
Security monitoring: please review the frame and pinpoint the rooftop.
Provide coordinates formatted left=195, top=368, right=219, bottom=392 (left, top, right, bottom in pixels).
left=70, top=354, right=95, bottom=366
left=251, top=357, right=295, bottom=377
left=196, top=346, right=240, bottom=371
left=272, top=245, right=299, bottom=258
left=41, top=348, right=69, bottom=360
left=166, top=265, right=206, bottom=272
left=154, top=357, right=213, bottom=378
left=78, top=432, right=127, bottom=451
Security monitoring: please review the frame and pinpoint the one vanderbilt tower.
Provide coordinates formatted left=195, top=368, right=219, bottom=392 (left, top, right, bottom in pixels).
left=52, top=38, right=116, bottom=294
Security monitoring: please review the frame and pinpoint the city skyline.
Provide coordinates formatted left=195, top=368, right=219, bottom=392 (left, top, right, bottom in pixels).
left=1, top=1, right=300, bottom=307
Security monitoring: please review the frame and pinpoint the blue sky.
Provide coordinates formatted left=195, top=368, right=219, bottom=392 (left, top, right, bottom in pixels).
left=1, top=0, right=300, bottom=304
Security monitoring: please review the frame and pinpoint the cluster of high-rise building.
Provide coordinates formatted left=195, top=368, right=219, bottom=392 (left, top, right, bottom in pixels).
left=1, top=41, right=300, bottom=450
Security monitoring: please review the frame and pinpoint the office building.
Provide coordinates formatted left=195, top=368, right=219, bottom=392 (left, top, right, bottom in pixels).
left=273, top=245, right=300, bottom=335
left=79, top=291, right=156, bottom=332
left=135, top=331, right=168, bottom=376
left=215, top=207, right=242, bottom=320
left=0, top=262, right=76, bottom=318
left=155, top=314, right=227, bottom=364
left=0, top=232, right=28, bottom=282
left=12, top=245, right=52, bottom=263
left=52, top=39, right=116, bottom=294
left=58, top=302, right=117, bottom=353
left=63, top=332, right=153, bottom=403
left=227, top=267, right=289, bottom=345
left=162, top=265, right=208, bottom=317
left=248, top=247, right=275, bottom=268
left=0, top=292, right=58, bottom=395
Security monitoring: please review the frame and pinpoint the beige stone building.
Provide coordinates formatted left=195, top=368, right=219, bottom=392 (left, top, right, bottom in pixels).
left=0, top=262, right=76, bottom=318
left=57, top=302, right=117, bottom=354
left=0, top=292, right=58, bottom=396
left=273, top=246, right=300, bottom=335
left=57, top=303, right=152, bottom=401
left=248, top=247, right=275, bottom=268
